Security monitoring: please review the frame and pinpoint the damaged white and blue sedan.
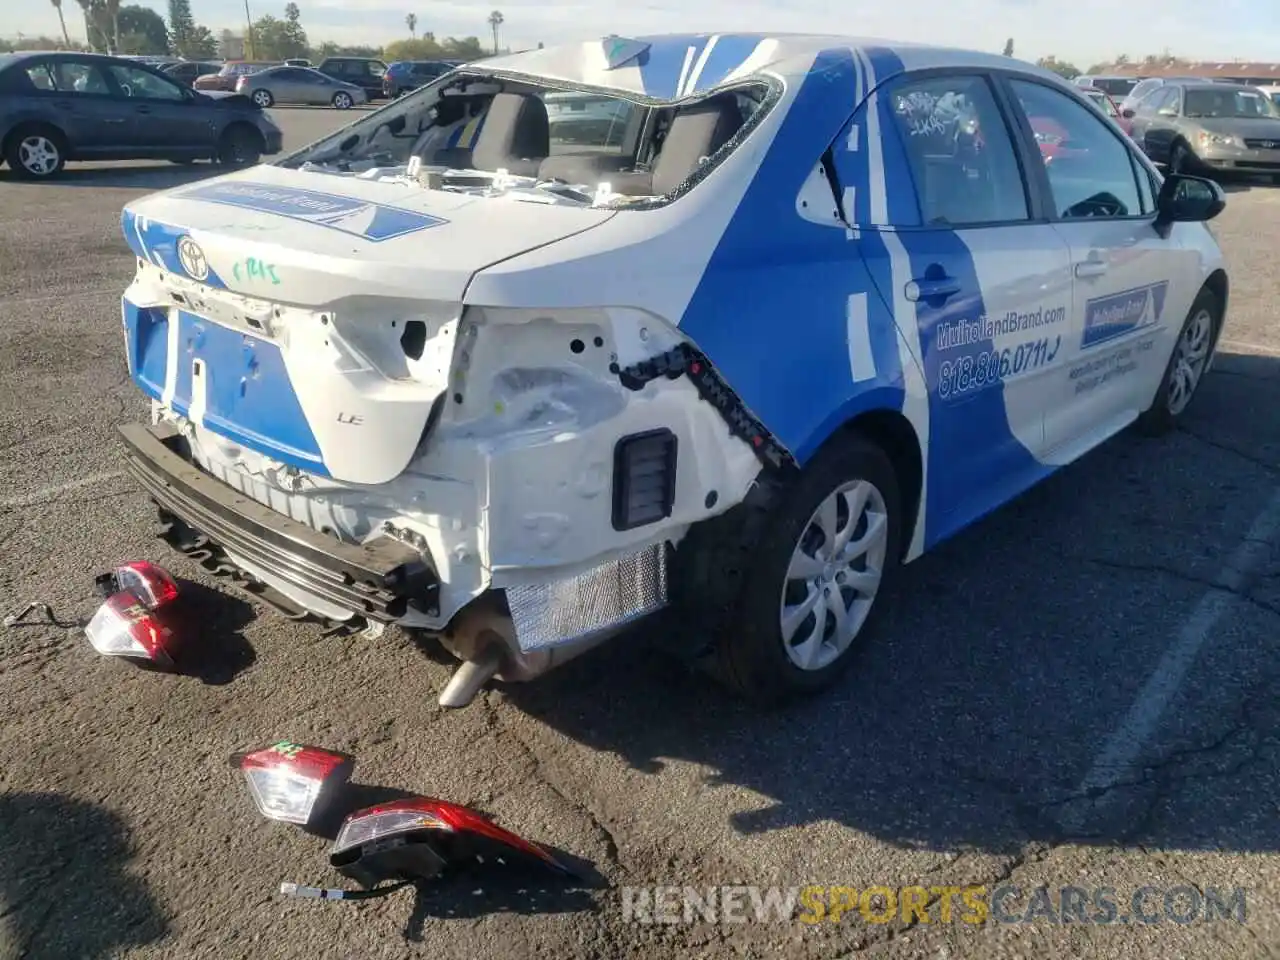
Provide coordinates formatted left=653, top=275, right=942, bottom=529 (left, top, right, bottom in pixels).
left=116, top=34, right=1230, bottom=707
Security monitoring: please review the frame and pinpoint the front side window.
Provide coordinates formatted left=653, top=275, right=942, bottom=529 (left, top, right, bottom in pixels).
left=108, top=64, right=185, bottom=100
left=1009, top=79, right=1143, bottom=220
left=886, top=74, right=1029, bottom=226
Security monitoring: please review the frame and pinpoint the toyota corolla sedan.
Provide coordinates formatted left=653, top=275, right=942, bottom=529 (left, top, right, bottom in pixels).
left=115, top=34, right=1228, bottom=709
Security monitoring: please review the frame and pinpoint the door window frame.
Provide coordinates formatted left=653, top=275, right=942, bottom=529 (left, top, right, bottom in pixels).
left=996, top=74, right=1162, bottom=222
left=22, top=56, right=115, bottom=100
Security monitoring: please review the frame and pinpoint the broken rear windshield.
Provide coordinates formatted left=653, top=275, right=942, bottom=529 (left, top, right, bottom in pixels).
left=277, top=70, right=771, bottom=208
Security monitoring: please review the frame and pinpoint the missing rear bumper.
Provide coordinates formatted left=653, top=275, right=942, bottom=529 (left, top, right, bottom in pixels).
left=118, top=421, right=439, bottom=622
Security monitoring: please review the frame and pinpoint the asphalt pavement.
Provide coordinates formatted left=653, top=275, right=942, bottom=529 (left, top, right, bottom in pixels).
left=0, top=106, right=1277, bottom=960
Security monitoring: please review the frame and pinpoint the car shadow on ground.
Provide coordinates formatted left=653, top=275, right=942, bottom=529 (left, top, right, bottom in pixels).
left=492, top=350, right=1280, bottom=863
left=0, top=792, right=167, bottom=958
left=0, top=163, right=225, bottom=190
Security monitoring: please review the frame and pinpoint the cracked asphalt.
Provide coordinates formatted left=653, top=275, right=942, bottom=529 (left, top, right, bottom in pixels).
left=1, top=108, right=1278, bottom=960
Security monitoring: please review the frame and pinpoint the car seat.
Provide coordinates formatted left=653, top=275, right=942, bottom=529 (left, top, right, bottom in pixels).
left=469, top=92, right=550, bottom=176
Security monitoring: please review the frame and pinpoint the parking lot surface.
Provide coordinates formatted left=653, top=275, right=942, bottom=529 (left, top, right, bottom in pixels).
left=1, top=106, right=1277, bottom=960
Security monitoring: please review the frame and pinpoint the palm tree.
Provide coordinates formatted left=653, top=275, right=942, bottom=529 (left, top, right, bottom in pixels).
left=104, top=0, right=121, bottom=52
left=487, top=10, right=503, bottom=55
left=50, top=0, right=73, bottom=48
left=405, top=12, right=417, bottom=39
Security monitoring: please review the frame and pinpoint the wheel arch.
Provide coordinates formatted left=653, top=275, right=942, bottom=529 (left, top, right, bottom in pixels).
left=3, top=119, right=69, bottom=156
left=220, top=119, right=265, bottom=150
left=804, top=403, right=924, bottom=563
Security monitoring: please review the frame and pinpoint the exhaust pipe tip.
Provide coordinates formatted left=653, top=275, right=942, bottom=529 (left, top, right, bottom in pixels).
left=437, top=645, right=503, bottom=708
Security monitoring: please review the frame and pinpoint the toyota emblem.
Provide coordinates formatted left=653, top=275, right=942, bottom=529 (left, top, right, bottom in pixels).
left=177, top=236, right=209, bottom=281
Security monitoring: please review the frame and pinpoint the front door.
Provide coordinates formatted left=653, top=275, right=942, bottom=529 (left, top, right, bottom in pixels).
left=1004, top=78, right=1196, bottom=459
left=103, top=62, right=213, bottom=156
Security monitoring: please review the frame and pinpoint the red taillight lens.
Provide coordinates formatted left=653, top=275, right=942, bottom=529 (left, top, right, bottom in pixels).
left=331, top=797, right=567, bottom=873
left=84, top=593, right=176, bottom=665
left=114, top=560, right=179, bottom=609
left=237, top=742, right=354, bottom=825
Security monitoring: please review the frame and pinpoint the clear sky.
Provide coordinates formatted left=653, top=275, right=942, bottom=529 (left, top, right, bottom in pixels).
left=8, top=0, right=1279, bottom=66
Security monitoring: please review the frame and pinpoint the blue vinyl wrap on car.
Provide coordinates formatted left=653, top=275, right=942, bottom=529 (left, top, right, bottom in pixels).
left=680, top=44, right=1057, bottom=550
left=122, top=209, right=228, bottom=290
left=677, top=48, right=908, bottom=470
left=635, top=34, right=773, bottom=99
left=121, top=300, right=328, bottom=475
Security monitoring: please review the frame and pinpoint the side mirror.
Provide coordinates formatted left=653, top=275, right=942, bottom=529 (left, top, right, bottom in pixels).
left=1121, top=107, right=1136, bottom=119
left=1154, top=174, right=1225, bottom=237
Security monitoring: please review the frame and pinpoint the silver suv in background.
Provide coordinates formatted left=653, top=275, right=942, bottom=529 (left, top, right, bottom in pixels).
left=1128, top=81, right=1280, bottom=181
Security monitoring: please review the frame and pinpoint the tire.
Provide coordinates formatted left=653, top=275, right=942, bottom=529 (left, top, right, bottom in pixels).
left=672, top=434, right=903, bottom=705
left=251, top=89, right=273, bottom=108
left=1137, top=287, right=1221, bottom=436
left=332, top=91, right=353, bottom=109
left=4, top=125, right=68, bottom=180
left=217, top=125, right=263, bottom=167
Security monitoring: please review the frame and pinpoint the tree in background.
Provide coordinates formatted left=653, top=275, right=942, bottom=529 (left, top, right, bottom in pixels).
left=50, top=0, right=73, bottom=48
left=116, top=4, right=169, bottom=54
left=186, top=24, right=217, bottom=58
left=104, top=0, right=121, bottom=52
left=1002, top=37, right=1014, bottom=57
left=382, top=35, right=485, bottom=62
left=487, top=10, right=503, bottom=55
left=1036, top=55, right=1081, bottom=80
left=251, top=3, right=309, bottom=60
left=168, top=0, right=195, bottom=55
left=406, top=12, right=417, bottom=39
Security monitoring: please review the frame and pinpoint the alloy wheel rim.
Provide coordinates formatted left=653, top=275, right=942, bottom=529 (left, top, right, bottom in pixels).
left=19, top=136, right=58, bottom=175
left=779, top=479, right=889, bottom=672
left=1167, top=308, right=1213, bottom=416
left=336, top=93, right=351, bottom=107
left=253, top=91, right=270, bottom=106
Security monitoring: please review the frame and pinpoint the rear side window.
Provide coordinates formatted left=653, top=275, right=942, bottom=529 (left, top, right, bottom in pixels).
left=1008, top=79, right=1144, bottom=220
left=887, top=74, right=1030, bottom=226
left=544, top=93, right=638, bottom=154
left=25, top=60, right=110, bottom=95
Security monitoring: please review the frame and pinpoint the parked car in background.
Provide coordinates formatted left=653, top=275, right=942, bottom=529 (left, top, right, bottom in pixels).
left=1075, top=74, right=1140, bottom=98
left=1128, top=80, right=1280, bottom=181
left=316, top=56, right=387, bottom=100
left=163, top=60, right=223, bottom=87
left=544, top=91, right=635, bottom=147
left=382, top=60, right=461, bottom=98
left=195, top=61, right=278, bottom=92
left=1081, top=87, right=1122, bottom=120
left=0, top=51, right=282, bottom=178
left=1118, top=76, right=1204, bottom=115
left=283, top=58, right=312, bottom=67
left=237, top=65, right=367, bottom=108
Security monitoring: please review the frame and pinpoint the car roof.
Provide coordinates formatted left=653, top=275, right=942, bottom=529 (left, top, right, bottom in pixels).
left=469, top=33, right=1068, bottom=101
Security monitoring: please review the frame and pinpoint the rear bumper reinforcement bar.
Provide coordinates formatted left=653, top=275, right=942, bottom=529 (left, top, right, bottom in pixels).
left=117, top=422, right=438, bottom=621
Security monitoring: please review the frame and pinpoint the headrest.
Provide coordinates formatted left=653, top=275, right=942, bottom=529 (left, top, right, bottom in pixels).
left=470, top=92, right=550, bottom=176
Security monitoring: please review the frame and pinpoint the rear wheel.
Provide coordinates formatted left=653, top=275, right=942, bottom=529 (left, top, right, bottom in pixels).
left=251, top=89, right=273, bottom=108
left=1137, top=287, right=1220, bottom=435
left=4, top=125, right=67, bottom=179
left=673, top=435, right=903, bottom=705
left=217, top=125, right=263, bottom=167
left=332, top=91, right=354, bottom=109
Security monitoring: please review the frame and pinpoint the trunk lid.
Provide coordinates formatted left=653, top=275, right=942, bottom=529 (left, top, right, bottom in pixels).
left=121, top=166, right=616, bottom=486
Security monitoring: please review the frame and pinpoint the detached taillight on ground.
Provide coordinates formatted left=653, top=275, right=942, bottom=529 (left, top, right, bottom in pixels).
left=84, top=560, right=183, bottom=666
left=329, top=797, right=569, bottom=888
left=84, top=592, right=178, bottom=666
left=236, top=742, right=354, bottom=826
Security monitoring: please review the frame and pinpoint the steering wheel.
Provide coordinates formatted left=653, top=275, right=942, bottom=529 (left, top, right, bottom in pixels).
left=120, top=83, right=132, bottom=97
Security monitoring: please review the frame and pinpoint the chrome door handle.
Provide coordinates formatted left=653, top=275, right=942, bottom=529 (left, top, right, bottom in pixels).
left=1074, top=257, right=1109, bottom=279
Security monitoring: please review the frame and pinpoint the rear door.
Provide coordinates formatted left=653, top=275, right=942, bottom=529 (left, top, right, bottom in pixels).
left=103, top=61, right=213, bottom=156
left=842, top=70, right=1074, bottom=547
left=1002, top=77, right=1196, bottom=459
left=21, top=57, right=128, bottom=156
